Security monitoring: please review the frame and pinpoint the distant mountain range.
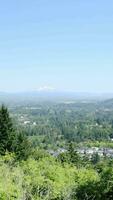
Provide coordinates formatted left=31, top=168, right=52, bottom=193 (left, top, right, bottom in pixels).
left=0, top=91, right=113, bottom=104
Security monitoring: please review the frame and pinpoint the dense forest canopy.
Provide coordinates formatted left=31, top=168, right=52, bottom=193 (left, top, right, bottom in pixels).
left=7, top=98, right=113, bottom=148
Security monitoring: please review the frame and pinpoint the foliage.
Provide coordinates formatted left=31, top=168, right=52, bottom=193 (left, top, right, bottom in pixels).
left=0, top=103, right=113, bottom=199
left=0, top=105, right=15, bottom=154
left=0, top=150, right=113, bottom=200
left=13, top=131, right=31, bottom=160
left=9, top=100, right=113, bottom=148
left=0, top=105, right=31, bottom=160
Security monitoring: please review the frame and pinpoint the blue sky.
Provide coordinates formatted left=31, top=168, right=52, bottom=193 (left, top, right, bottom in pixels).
left=0, top=0, right=113, bottom=93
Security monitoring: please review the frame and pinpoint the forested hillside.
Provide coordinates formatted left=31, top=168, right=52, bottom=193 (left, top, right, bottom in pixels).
left=0, top=102, right=113, bottom=199
left=8, top=99, right=113, bottom=149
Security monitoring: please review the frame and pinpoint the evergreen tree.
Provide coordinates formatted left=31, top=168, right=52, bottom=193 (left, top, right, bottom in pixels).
left=0, top=105, right=30, bottom=160
left=68, top=142, right=80, bottom=165
left=91, top=152, right=100, bottom=165
left=14, top=131, right=31, bottom=160
left=0, top=105, right=15, bottom=154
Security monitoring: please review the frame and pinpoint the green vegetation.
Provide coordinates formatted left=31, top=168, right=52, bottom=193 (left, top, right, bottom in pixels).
left=1, top=102, right=113, bottom=199
left=0, top=105, right=15, bottom=154
left=10, top=100, right=113, bottom=149
left=0, top=105, right=31, bottom=160
left=1, top=148, right=113, bottom=199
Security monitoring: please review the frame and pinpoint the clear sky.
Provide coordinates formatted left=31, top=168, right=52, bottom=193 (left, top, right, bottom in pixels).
left=0, top=0, right=113, bottom=93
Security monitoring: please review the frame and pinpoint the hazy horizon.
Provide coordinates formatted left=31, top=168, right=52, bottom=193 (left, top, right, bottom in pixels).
left=0, top=0, right=113, bottom=93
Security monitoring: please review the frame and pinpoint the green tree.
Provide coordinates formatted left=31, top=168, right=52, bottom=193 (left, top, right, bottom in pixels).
left=91, top=153, right=100, bottom=165
left=68, top=142, right=81, bottom=166
left=0, top=105, right=15, bottom=154
left=14, top=131, right=31, bottom=160
left=0, top=105, right=30, bottom=160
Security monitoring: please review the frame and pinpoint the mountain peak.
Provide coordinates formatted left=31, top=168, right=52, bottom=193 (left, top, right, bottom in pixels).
left=37, top=86, right=56, bottom=92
